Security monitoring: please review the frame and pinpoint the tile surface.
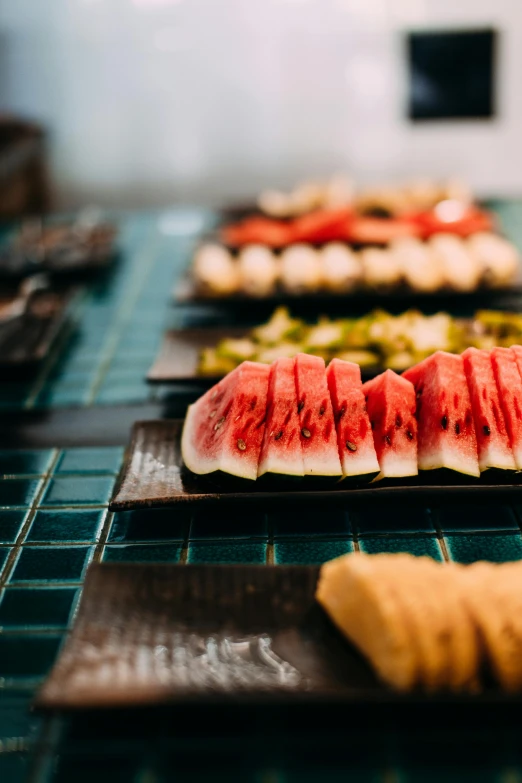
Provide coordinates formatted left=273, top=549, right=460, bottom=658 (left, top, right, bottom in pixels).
left=9, top=547, right=93, bottom=584
left=187, top=541, right=267, bottom=565
left=445, top=532, right=522, bottom=564
left=274, top=539, right=353, bottom=565
left=102, top=544, right=182, bottom=563
left=358, top=535, right=444, bottom=561
left=42, top=477, right=114, bottom=507
left=0, top=588, right=78, bottom=629
left=26, top=509, right=106, bottom=543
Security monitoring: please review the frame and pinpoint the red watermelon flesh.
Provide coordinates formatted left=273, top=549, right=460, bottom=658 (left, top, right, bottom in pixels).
left=510, top=345, right=522, bottom=383
left=403, top=352, right=479, bottom=477
left=181, top=361, right=270, bottom=480
left=490, top=347, right=522, bottom=470
left=294, top=353, right=342, bottom=477
left=258, top=357, right=304, bottom=478
left=326, top=358, right=380, bottom=480
left=362, top=370, right=418, bottom=479
left=462, top=347, right=515, bottom=472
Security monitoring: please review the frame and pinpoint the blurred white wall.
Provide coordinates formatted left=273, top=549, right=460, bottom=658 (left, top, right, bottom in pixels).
left=1, top=0, right=521, bottom=207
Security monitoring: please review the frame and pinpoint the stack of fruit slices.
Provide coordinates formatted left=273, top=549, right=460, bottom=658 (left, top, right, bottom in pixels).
left=181, top=348, right=522, bottom=484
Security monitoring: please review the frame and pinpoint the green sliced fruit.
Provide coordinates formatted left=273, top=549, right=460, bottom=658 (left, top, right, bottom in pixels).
left=216, top=338, right=258, bottom=361
left=305, top=318, right=346, bottom=350
left=256, top=343, right=300, bottom=364
left=336, top=350, right=380, bottom=366
left=198, top=348, right=237, bottom=376
left=252, top=307, right=303, bottom=345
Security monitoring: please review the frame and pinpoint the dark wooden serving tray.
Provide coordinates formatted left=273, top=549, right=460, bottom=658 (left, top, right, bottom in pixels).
left=175, top=273, right=522, bottom=311
left=147, top=327, right=248, bottom=383
left=110, top=420, right=522, bottom=511
left=0, top=222, right=118, bottom=280
left=35, top=562, right=522, bottom=711
left=0, top=287, right=73, bottom=370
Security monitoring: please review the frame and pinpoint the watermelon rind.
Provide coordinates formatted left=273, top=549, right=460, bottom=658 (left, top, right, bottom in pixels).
left=363, top=370, right=418, bottom=482
left=403, top=352, right=480, bottom=479
left=181, top=404, right=257, bottom=481
left=326, top=359, right=380, bottom=484
left=295, top=353, right=343, bottom=478
left=462, top=347, right=516, bottom=473
left=491, top=347, right=522, bottom=471
left=181, top=361, right=269, bottom=481
left=258, top=357, right=305, bottom=480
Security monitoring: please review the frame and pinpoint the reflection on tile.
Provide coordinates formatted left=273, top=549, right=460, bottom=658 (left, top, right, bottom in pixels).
left=0, top=480, right=42, bottom=508
left=0, top=510, right=28, bottom=543
left=438, top=504, right=519, bottom=533
left=42, top=477, right=114, bottom=507
left=103, top=544, right=182, bottom=563
left=190, top=508, right=267, bottom=540
left=271, top=504, right=350, bottom=538
left=0, top=635, right=62, bottom=678
left=187, top=541, right=267, bottom=565
left=359, top=535, right=443, bottom=561
left=354, top=504, right=435, bottom=535
left=0, top=450, right=53, bottom=477
left=26, top=510, right=106, bottom=543
left=109, top=508, right=189, bottom=543
left=10, top=547, right=92, bottom=583
left=0, top=588, right=78, bottom=629
left=55, top=448, right=123, bottom=475
left=274, top=539, right=353, bottom=565
left=445, top=532, right=522, bottom=564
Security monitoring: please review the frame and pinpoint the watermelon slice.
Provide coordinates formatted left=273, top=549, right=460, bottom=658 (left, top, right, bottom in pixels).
left=181, top=361, right=269, bottom=480
left=490, top=347, right=522, bottom=469
left=258, top=357, right=304, bottom=479
left=326, top=358, right=380, bottom=481
left=403, top=352, right=479, bottom=477
left=362, top=370, right=418, bottom=480
left=294, top=353, right=342, bottom=477
left=510, top=345, right=522, bottom=384
left=462, top=347, right=516, bottom=472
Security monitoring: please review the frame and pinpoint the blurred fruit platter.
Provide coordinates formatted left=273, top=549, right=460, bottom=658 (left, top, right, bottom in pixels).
left=148, top=306, right=522, bottom=382
left=177, top=177, right=521, bottom=302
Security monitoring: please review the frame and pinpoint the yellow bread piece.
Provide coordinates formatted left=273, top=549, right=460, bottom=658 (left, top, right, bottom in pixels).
left=459, top=561, right=522, bottom=692
left=316, top=553, right=419, bottom=690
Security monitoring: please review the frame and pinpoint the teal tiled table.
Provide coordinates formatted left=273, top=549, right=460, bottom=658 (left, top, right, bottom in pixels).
left=1, top=203, right=522, bottom=779
left=0, top=448, right=521, bottom=780
left=1, top=200, right=522, bottom=414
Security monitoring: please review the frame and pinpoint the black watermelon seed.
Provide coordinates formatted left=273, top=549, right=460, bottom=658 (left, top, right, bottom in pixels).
left=455, top=422, right=460, bottom=435
left=297, top=401, right=304, bottom=414
left=384, top=434, right=391, bottom=446
left=301, top=428, right=311, bottom=439
left=337, top=406, right=346, bottom=421
left=274, top=430, right=283, bottom=441
left=237, top=439, right=246, bottom=451
left=406, top=430, right=414, bottom=441
left=345, top=440, right=357, bottom=452
left=319, top=406, right=325, bottom=416
left=441, top=415, right=448, bottom=430
left=483, top=424, right=491, bottom=436
left=395, top=414, right=402, bottom=428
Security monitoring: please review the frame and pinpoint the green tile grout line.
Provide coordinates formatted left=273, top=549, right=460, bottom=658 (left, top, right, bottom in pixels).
left=0, top=450, right=61, bottom=588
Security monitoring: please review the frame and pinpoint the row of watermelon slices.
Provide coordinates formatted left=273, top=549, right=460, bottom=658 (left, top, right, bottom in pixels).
left=181, top=347, right=522, bottom=483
